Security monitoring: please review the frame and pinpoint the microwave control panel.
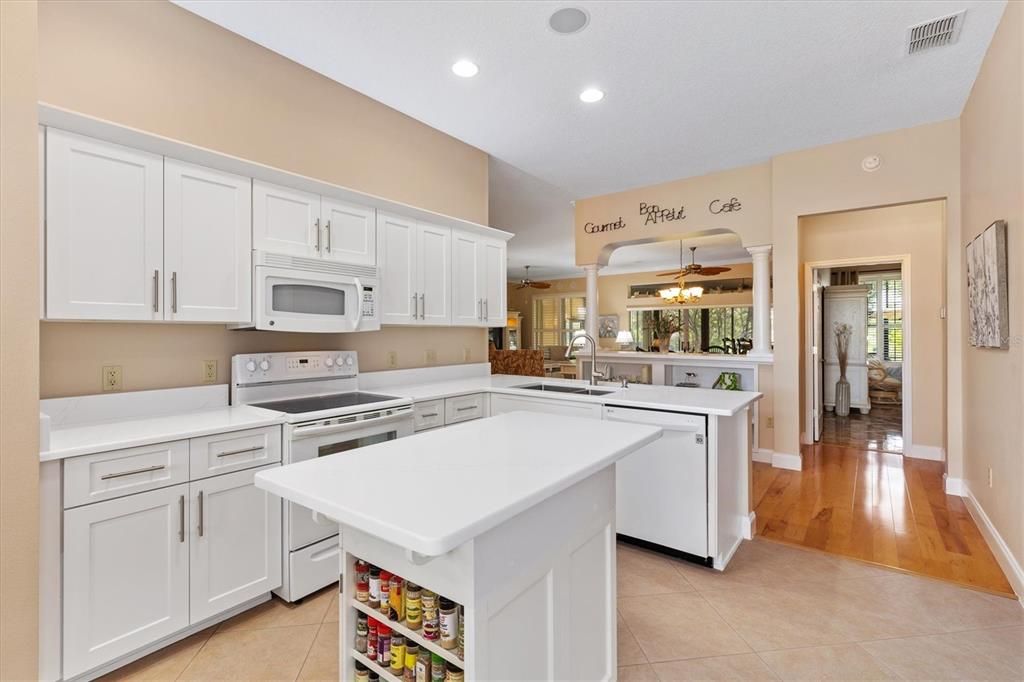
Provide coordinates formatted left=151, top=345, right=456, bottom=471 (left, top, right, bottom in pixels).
left=361, top=286, right=376, bottom=318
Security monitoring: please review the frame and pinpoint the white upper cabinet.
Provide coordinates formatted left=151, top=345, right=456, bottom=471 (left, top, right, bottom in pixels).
left=377, top=213, right=418, bottom=324
left=482, top=238, right=508, bottom=326
left=252, top=181, right=321, bottom=259
left=164, top=160, right=252, bottom=323
left=46, top=129, right=163, bottom=320
left=451, top=230, right=507, bottom=327
left=322, top=198, right=376, bottom=266
left=417, top=223, right=452, bottom=325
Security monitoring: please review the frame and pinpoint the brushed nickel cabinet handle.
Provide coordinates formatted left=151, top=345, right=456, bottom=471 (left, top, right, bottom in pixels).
left=412, top=293, right=418, bottom=320
left=197, top=490, right=204, bottom=538
left=171, top=271, right=178, bottom=313
left=215, top=445, right=263, bottom=458
left=153, top=270, right=160, bottom=312
left=325, top=220, right=331, bottom=253
left=100, top=464, right=166, bottom=480
left=178, top=495, right=185, bottom=543
left=419, top=293, right=425, bottom=319
left=315, top=218, right=321, bottom=252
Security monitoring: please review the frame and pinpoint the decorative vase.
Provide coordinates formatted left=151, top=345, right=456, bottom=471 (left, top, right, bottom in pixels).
left=658, top=335, right=671, bottom=353
left=835, top=377, right=851, bottom=417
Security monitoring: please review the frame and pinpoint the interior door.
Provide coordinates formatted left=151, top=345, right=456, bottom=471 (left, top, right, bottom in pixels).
left=812, top=280, right=824, bottom=441
left=451, top=230, right=484, bottom=325
left=377, top=213, right=417, bottom=324
left=252, top=180, right=320, bottom=258
left=189, top=465, right=282, bottom=623
left=164, top=159, right=252, bottom=322
left=63, top=484, right=189, bottom=678
left=45, top=129, right=163, bottom=320
left=416, top=223, right=452, bottom=325
left=322, top=198, right=376, bottom=266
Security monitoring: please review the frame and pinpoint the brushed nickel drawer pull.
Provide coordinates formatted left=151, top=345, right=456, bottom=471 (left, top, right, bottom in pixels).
left=153, top=270, right=160, bottom=312
left=100, top=464, right=166, bottom=480
left=456, top=405, right=478, bottom=412
left=215, top=445, right=263, bottom=458
left=178, top=495, right=185, bottom=543
left=420, top=412, right=439, bottom=419
left=197, top=490, right=204, bottom=537
left=171, top=271, right=178, bottom=313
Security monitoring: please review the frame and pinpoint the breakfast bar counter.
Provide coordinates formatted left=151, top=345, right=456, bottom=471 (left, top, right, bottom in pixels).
left=255, top=411, right=661, bottom=681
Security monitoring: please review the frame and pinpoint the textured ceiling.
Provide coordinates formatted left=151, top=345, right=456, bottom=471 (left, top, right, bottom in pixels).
left=174, top=0, right=1005, bottom=278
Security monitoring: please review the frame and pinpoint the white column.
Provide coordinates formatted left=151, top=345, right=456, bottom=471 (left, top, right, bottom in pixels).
left=747, top=245, right=773, bottom=358
left=584, top=264, right=600, bottom=339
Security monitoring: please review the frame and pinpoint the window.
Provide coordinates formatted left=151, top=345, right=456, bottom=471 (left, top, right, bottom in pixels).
left=628, top=306, right=753, bottom=352
left=859, top=272, right=903, bottom=362
left=532, top=294, right=586, bottom=348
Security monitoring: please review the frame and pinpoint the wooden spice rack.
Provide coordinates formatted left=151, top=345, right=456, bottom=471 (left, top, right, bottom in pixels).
left=350, top=598, right=464, bottom=670
left=350, top=650, right=402, bottom=682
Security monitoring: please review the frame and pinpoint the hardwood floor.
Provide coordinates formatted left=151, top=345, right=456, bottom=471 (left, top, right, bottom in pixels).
left=753, top=443, right=1016, bottom=597
left=821, top=404, right=904, bottom=454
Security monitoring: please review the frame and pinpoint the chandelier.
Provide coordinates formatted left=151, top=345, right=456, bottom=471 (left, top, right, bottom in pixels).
left=658, top=282, right=704, bottom=304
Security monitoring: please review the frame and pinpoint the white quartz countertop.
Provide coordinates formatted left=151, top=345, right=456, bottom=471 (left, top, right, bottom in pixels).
left=40, top=405, right=285, bottom=461
left=371, top=374, right=761, bottom=417
left=255, top=411, right=662, bottom=556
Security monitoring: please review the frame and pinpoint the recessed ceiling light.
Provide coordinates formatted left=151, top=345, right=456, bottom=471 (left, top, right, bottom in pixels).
left=579, top=88, right=604, bottom=103
left=451, top=60, right=479, bottom=78
left=549, top=7, right=590, bottom=34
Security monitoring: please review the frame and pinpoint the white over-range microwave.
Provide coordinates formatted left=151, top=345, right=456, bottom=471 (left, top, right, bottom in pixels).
left=232, top=251, right=380, bottom=333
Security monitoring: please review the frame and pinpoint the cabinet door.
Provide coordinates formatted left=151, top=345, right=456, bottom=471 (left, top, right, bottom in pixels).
left=46, top=129, right=163, bottom=320
left=322, top=198, right=376, bottom=266
left=451, top=230, right=485, bottom=326
left=189, top=465, right=282, bottom=623
left=377, top=212, right=417, bottom=324
left=417, top=223, right=452, bottom=325
left=482, top=238, right=508, bottom=326
left=63, top=484, right=189, bottom=679
left=252, top=180, right=320, bottom=258
left=164, top=160, right=252, bottom=322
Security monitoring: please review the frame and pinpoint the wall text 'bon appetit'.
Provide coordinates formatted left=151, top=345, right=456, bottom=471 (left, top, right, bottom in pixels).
left=639, top=202, right=686, bottom=225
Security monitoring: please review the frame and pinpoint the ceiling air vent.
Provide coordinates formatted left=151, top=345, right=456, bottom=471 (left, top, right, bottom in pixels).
left=906, top=10, right=966, bottom=55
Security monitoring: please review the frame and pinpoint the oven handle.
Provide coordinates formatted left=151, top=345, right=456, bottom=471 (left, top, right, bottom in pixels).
left=291, top=409, right=412, bottom=439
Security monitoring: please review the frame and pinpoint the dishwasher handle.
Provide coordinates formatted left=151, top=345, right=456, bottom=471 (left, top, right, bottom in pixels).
left=603, top=406, right=705, bottom=432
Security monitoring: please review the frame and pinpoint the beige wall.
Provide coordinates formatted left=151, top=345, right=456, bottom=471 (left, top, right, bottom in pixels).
left=0, top=1, right=40, bottom=677
left=36, top=0, right=492, bottom=397
left=799, top=201, right=947, bottom=451
left=960, top=1, right=1023, bottom=572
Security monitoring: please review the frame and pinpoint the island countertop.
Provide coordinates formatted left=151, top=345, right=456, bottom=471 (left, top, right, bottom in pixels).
left=255, top=411, right=661, bottom=557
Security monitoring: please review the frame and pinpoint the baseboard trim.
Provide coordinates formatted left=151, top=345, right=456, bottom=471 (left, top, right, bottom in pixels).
left=944, top=475, right=964, bottom=496
left=743, top=511, right=756, bottom=540
left=752, top=448, right=773, bottom=464
left=962, top=482, right=1024, bottom=603
left=906, top=443, right=945, bottom=461
left=772, top=451, right=803, bottom=471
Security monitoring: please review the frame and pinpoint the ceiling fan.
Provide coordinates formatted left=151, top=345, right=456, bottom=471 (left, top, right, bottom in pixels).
left=514, top=265, right=552, bottom=290
left=658, top=244, right=732, bottom=278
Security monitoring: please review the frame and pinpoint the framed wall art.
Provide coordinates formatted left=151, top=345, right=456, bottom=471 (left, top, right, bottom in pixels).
left=966, top=220, right=1009, bottom=349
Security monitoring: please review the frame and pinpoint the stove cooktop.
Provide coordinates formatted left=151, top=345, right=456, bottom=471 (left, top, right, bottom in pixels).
left=252, top=392, right=404, bottom=415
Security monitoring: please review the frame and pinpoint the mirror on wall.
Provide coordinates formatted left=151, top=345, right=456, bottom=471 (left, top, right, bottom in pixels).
left=628, top=306, right=753, bottom=354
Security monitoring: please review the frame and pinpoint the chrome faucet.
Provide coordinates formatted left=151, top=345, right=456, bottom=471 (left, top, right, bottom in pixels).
left=565, top=332, right=605, bottom=386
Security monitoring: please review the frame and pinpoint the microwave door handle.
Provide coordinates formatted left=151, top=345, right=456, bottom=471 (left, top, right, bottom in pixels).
left=351, top=277, right=362, bottom=331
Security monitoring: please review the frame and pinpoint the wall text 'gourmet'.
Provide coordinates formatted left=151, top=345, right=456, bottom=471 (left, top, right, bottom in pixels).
left=583, top=217, right=627, bottom=234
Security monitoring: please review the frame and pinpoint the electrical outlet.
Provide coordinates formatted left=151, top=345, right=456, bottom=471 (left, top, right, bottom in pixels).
left=102, top=365, right=123, bottom=392
left=386, top=351, right=398, bottom=369
left=766, top=416, right=774, bottom=429
left=202, top=360, right=218, bottom=384
left=988, top=467, right=993, bottom=488
left=425, top=349, right=437, bottom=365
left=463, top=347, right=472, bottom=362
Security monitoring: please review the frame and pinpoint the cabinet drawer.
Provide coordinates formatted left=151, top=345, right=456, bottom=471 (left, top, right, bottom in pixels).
left=189, top=426, right=281, bottom=479
left=64, top=440, right=189, bottom=509
left=444, top=393, right=489, bottom=425
left=413, top=399, right=445, bottom=432
left=288, top=536, right=341, bottom=601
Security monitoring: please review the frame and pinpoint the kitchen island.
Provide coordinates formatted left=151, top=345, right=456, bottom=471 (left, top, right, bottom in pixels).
left=255, top=411, right=661, bottom=681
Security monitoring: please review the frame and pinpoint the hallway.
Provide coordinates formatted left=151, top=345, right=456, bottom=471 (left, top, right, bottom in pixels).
left=754, top=444, right=1015, bottom=596
left=820, top=404, right=903, bottom=454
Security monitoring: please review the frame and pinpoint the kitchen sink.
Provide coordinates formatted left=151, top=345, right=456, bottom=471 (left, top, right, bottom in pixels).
left=513, top=383, right=616, bottom=396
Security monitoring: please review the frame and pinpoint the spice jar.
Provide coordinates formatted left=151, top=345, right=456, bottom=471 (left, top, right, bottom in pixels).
left=377, top=624, right=392, bottom=667
left=367, top=619, right=378, bottom=661
left=439, top=597, right=459, bottom=650
left=368, top=672, right=379, bottom=682
left=379, top=571, right=392, bottom=615
left=405, top=583, right=422, bottom=630
left=390, top=633, right=406, bottom=675
left=430, top=653, right=445, bottom=682
left=415, top=647, right=431, bottom=682
left=444, top=661, right=464, bottom=682
left=354, top=559, right=370, bottom=583
left=356, top=580, right=370, bottom=603
left=404, top=642, right=418, bottom=681
left=355, top=613, right=368, bottom=654
left=421, top=590, right=439, bottom=640
left=368, top=567, right=381, bottom=610
left=354, top=661, right=369, bottom=682
left=389, top=574, right=405, bottom=621
left=456, top=605, right=464, bottom=659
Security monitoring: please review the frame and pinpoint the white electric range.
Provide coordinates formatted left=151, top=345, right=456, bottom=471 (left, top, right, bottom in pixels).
left=232, top=350, right=413, bottom=601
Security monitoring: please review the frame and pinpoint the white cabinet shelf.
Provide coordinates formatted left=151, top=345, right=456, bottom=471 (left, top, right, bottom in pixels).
left=351, top=650, right=402, bottom=682
left=350, top=599, right=465, bottom=670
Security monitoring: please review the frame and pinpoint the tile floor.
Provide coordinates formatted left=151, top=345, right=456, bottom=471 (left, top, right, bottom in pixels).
left=104, top=540, right=1023, bottom=681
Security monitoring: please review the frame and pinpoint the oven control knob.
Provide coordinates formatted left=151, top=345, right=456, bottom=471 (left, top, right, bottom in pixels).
left=259, top=359, right=270, bottom=372
left=245, top=360, right=257, bottom=373
left=324, top=357, right=334, bottom=367
left=343, top=356, right=354, bottom=366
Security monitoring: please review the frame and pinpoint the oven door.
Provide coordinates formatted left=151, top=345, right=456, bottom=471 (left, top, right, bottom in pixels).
left=255, top=265, right=362, bottom=333
left=287, top=409, right=414, bottom=550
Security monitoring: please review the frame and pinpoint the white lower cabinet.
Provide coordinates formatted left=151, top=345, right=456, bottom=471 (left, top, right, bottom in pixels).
left=189, top=465, right=282, bottom=623
left=489, top=393, right=603, bottom=419
left=63, top=484, right=190, bottom=679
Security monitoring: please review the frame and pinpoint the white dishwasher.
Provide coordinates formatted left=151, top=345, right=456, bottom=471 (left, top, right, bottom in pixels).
left=603, top=405, right=709, bottom=564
